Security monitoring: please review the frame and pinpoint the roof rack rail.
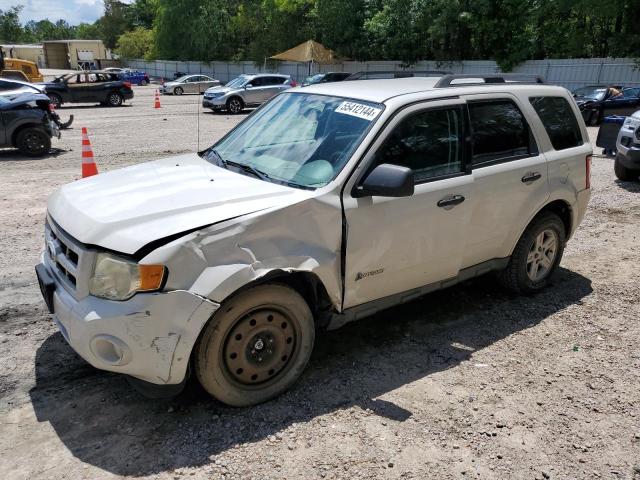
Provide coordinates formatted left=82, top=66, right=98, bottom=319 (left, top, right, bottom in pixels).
left=433, top=74, right=545, bottom=88
left=346, top=70, right=452, bottom=81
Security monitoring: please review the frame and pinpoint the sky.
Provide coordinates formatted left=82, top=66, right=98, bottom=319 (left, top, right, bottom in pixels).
left=1, top=0, right=105, bottom=25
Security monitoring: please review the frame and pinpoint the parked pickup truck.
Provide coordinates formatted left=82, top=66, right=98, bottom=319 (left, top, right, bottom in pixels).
left=614, top=109, right=640, bottom=181
left=36, top=74, right=591, bottom=406
left=40, top=71, right=134, bottom=108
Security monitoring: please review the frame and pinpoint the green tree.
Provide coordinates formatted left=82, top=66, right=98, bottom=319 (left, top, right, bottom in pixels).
left=0, top=5, right=24, bottom=43
left=117, top=27, right=154, bottom=59
left=101, top=0, right=133, bottom=48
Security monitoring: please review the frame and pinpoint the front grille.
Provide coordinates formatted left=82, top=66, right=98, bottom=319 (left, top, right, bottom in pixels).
left=44, top=217, right=96, bottom=300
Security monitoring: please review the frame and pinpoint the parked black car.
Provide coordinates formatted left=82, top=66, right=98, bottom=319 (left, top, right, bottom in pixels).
left=302, top=72, right=351, bottom=86
left=40, top=71, right=134, bottom=108
left=573, top=85, right=640, bottom=126
left=0, top=93, right=59, bottom=156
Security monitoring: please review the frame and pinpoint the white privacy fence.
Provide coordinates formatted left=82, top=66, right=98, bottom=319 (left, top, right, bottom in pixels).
left=124, top=58, right=640, bottom=90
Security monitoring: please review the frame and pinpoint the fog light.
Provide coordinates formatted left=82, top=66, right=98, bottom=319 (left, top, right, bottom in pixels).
left=90, top=335, right=132, bottom=366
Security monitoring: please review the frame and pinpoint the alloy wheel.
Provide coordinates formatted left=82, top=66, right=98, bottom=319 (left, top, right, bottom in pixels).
left=526, top=228, right=558, bottom=281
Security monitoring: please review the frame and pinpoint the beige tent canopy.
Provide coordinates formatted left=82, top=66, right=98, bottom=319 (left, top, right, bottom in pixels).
left=270, top=40, right=342, bottom=75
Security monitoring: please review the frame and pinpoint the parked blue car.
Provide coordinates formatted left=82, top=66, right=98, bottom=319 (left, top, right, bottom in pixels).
left=104, top=68, right=150, bottom=86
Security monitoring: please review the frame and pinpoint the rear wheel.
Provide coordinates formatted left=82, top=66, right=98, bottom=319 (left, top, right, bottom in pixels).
left=614, top=156, right=640, bottom=181
left=16, top=127, right=51, bottom=157
left=195, top=284, right=315, bottom=407
left=107, top=91, right=123, bottom=107
left=226, top=96, right=244, bottom=114
left=47, top=93, right=62, bottom=108
left=174, top=86, right=183, bottom=95
left=140, top=78, right=149, bottom=86
left=498, top=212, right=565, bottom=293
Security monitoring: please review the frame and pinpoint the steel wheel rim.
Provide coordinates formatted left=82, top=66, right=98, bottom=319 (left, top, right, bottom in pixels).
left=526, top=228, right=558, bottom=281
left=24, top=132, right=45, bottom=153
left=222, top=307, right=297, bottom=386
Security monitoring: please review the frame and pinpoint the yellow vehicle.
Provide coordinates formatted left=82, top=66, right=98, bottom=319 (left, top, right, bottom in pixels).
left=2, top=58, right=44, bottom=83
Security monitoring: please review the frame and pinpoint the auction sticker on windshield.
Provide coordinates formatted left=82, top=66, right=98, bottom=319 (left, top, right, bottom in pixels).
left=335, top=101, right=382, bottom=121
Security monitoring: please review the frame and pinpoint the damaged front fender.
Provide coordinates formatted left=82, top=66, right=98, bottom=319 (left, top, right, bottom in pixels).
left=141, top=196, right=344, bottom=312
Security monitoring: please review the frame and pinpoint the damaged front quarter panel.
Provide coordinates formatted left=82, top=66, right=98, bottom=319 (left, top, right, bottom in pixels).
left=140, top=194, right=344, bottom=314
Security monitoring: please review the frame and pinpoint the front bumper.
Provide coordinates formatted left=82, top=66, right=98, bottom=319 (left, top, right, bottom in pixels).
left=36, top=257, right=219, bottom=385
left=615, top=139, right=640, bottom=169
left=202, top=96, right=226, bottom=108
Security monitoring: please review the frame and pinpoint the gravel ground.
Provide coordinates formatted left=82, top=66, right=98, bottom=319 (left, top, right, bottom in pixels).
left=1, top=87, right=639, bottom=480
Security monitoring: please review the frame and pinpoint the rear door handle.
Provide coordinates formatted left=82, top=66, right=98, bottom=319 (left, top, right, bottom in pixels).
left=521, top=172, right=542, bottom=183
left=437, top=195, right=465, bottom=208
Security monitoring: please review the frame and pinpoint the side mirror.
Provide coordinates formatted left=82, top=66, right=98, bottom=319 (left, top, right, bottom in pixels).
left=354, top=163, right=414, bottom=198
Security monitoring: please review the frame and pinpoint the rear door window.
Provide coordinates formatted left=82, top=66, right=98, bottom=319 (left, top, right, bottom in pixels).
left=530, top=96, right=583, bottom=150
left=468, top=100, right=536, bottom=166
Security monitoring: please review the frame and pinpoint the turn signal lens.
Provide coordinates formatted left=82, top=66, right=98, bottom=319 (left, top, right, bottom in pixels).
left=586, top=154, right=592, bottom=189
left=139, top=264, right=165, bottom=291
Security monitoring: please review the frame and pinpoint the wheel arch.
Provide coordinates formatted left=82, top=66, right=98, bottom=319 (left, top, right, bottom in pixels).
left=11, top=122, right=47, bottom=147
left=512, top=199, right=573, bottom=255
left=215, top=269, right=336, bottom=330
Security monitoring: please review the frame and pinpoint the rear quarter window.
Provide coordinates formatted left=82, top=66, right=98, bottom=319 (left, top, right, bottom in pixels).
left=530, top=96, right=583, bottom=150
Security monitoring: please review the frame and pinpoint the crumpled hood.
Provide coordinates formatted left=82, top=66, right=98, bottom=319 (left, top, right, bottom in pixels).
left=47, top=153, right=309, bottom=255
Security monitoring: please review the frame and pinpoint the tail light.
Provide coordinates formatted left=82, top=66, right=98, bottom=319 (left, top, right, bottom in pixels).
left=48, top=103, right=55, bottom=112
left=586, top=154, right=592, bottom=189
left=290, top=80, right=297, bottom=87
left=123, top=81, right=132, bottom=89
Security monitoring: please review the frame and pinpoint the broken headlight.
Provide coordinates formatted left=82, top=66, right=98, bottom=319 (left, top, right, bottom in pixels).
left=89, top=253, right=165, bottom=301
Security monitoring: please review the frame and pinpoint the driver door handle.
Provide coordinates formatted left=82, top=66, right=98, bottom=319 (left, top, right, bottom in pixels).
left=521, top=172, right=542, bottom=183
left=437, top=195, right=465, bottom=208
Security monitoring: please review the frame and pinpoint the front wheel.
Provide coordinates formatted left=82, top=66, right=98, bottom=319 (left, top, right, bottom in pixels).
left=498, top=212, right=565, bottom=293
left=195, top=284, right=315, bottom=407
left=107, top=91, right=123, bottom=107
left=614, top=156, right=640, bottom=181
left=16, top=127, right=51, bottom=157
left=174, top=86, right=183, bottom=95
left=226, top=96, right=244, bottom=114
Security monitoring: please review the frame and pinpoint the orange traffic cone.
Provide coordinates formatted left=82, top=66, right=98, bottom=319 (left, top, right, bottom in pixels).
left=81, top=127, right=98, bottom=178
left=154, top=89, right=161, bottom=109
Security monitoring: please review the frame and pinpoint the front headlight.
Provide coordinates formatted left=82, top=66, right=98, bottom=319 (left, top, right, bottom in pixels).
left=89, top=253, right=165, bottom=301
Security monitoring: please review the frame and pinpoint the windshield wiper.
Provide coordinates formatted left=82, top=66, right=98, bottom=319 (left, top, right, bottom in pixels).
left=223, top=158, right=270, bottom=181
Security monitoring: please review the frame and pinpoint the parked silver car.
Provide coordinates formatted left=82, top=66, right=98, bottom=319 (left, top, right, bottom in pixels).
left=160, top=75, right=221, bottom=95
left=202, top=73, right=295, bottom=113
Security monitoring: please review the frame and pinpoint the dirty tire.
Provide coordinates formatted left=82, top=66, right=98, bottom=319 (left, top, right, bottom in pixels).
left=195, top=284, right=315, bottom=407
left=614, top=156, right=639, bottom=181
left=47, top=93, right=62, bottom=108
left=16, top=127, right=51, bottom=157
left=174, top=86, right=183, bottom=95
left=107, top=92, right=123, bottom=107
left=226, top=96, right=244, bottom=114
left=498, top=212, right=565, bottom=294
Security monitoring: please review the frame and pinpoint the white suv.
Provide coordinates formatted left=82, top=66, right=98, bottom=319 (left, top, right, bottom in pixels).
left=36, top=75, right=592, bottom=406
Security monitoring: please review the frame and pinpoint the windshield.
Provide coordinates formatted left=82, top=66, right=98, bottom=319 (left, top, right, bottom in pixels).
left=205, top=92, right=383, bottom=188
left=573, top=86, right=607, bottom=101
left=225, top=76, right=248, bottom=88
left=174, top=75, right=191, bottom=83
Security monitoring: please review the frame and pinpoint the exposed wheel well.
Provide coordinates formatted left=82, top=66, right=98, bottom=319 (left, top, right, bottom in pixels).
left=225, top=271, right=335, bottom=329
left=537, top=200, right=572, bottom=240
